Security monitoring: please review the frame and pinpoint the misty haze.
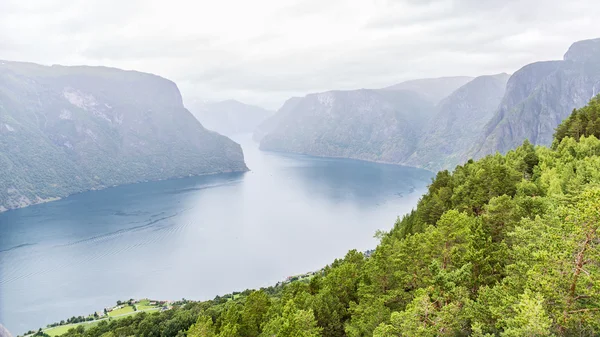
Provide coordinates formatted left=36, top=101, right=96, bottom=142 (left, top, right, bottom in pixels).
left=1, top=1, right=600, bottom=337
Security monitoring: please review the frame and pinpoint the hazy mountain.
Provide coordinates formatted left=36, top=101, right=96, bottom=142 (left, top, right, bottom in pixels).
left=383, top=76, right=475, bottom=103
left=256, top=75, right=505, bottom=169
left=189, top=99, right=273, bottom=136
left=0, top=61, right=247, bottom=212
left=471, top=37, right=600, bottom=157
left=258, top=89, right=436, bottom=164
left=405, top=73, right=511, bottom=170
left=253, top=97, right=302, bottom=142
left=0, top=325, right=12, bottom=337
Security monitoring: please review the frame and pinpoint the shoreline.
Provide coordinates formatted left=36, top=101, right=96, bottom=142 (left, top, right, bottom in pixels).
left=0, top=168, right=249, bottom=215
left=258, top=147, right=437, bottom=172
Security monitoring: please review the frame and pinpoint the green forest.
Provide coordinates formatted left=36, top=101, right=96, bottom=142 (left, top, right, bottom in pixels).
left=52, top=97, right=600, bottom=336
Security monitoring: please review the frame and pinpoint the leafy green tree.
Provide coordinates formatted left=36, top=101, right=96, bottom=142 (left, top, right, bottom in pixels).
left=187, top=315, right=216, bottom=337
left=501, top=291, right=552, bottom=337
left=240, top=290, right=271, bottom=337
left=261, top=300, right=321, bottom=337
left=554, top=95, right=600, bottom=146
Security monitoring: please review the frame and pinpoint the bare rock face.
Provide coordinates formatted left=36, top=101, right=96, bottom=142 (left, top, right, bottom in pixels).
left=471, top=37, right=600, bottom=158
left=0, top=61, right=247, bottom=212
left=0, top=324, right=13, bottom=337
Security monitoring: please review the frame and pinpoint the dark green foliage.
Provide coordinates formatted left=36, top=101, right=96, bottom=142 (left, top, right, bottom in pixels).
left=554, top=95, right=600, bottom=147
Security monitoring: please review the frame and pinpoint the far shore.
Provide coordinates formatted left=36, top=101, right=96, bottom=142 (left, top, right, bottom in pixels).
left=0, top=169, right=249, bottom=215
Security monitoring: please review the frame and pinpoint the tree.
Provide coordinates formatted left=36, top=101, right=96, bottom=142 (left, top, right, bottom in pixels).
left=241, top=290, right=271, bottom=337
left=187, top=315, right=216, bottom=337
left=501, top=291, right=552, bottom=337
left=217, top=303, right=242, bottom=337
left=261, top=300, right=321, bottom=337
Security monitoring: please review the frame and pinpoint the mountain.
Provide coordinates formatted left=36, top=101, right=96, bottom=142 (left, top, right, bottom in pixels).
left=253, top=97, right=302, bottom=142
left=405, top=73, right=510, bottom=170
left=471, top=37, right=600, bottom=157
left=383, top=76, right=474, bottom=103
left=188, top=99, right=273, bottom=136
left=0, top=61, right=247, bottom=212
left=0, top=325, right=12, bottom=337
left=258, top=89, right=436, bottom=164
left=256, top=76, right=502, bottom=169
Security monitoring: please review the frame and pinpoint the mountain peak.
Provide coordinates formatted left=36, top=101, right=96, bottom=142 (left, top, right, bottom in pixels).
left=564, top=37, right=600, bottom=63
left=384, top=76, right=475, bottom=103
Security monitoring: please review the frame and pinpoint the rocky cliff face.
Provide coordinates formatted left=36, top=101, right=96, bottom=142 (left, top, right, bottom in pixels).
left=471, top=38, right=600, bottom=157
left=405, top=73, right=510, bottom=170
left=189, top=99, right=273, bottom=136
left=0, top=61, right=247, bottom=212
left=258, top=89, right=436, bottom=164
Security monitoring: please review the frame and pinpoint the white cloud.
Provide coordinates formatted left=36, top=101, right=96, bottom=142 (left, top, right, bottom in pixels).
left=0, top=0, right=599, bottom=109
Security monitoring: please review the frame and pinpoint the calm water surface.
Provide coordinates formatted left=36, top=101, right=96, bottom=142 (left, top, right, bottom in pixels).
left=0, top=136, right=433, bottom=333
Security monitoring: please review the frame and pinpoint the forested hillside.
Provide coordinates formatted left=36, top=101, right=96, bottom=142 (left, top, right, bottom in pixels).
left=53, top=96, right=600, bottom=336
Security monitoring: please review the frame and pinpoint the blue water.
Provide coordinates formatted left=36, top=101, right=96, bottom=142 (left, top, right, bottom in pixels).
left=0, top=136, right=433, bottom=334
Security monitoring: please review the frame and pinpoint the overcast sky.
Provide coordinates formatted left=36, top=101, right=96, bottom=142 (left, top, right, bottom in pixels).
left=1, top=0, right=599, bottom=109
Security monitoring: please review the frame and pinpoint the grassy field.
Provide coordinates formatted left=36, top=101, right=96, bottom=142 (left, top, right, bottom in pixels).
left=45, top=325, right=80, bottom=337
left=135, top=300, right=156, bottom=311
left=42, top=306, right=160, bottom=336
left=107, top=306, right=134, bottom=317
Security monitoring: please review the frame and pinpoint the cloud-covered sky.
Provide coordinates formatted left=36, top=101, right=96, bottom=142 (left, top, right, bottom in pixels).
left=1, top=0, right=599, bottom=109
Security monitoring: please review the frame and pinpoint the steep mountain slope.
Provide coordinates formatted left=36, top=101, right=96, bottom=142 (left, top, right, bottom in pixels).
left=256, top=76, right=503, bottom=169
left=258, top=89, right=436, bottom=164
left=405, top=73, right=510, bottom=170
left=253, top=97, right=302, bottom=142
left=0, top=325, right=12, bottom=337
left=188, top=99, right=273, bottom=136
left=0, top=61, right=247, bottom=212
left=471, top=37, right=600, bottom=157
left=383, top=76, right=474, bottom=103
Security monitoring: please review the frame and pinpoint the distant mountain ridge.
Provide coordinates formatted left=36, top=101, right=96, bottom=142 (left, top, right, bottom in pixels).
left=189, top=99, right=273, bottom=136
left=471, top=37, right=600, bottom=157
left=256, top=76, right=499, bottom=170
left=256, top=37, right=600, bottom=171
left=0, top=61, right=247, bottom=212
left=383, top=76, right=474, bottom=103
left=258, top=88, right=437, bottom=164
left=405, top=73, right=510, bottom=170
